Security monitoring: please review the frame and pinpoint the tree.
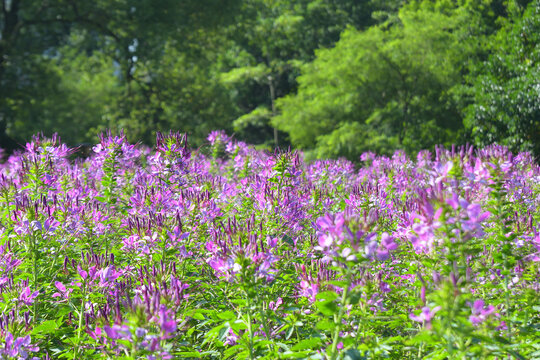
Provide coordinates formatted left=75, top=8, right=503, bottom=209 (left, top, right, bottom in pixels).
left=272, top=2, right=486, bottom=160
left=111, top=39, right=239, bottom=146
left=218, top=0, right=404, bottom=149
left=463, top=0, right=540, bottom=157
left=4, top=41, right=120, bottom=145
left=0, top=0, right=240, bottom=149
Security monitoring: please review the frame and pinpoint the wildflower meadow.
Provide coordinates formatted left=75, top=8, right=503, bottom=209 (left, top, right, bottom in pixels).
left=0, top=131, right=538, bottom=359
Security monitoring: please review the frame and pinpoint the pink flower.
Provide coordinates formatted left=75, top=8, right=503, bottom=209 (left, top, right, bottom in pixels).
left=52, top=281, right=72, bottom=299
left=224, top=329, right=240, bottom=346
left=410, top=306, right=441, bottom=329
left=269, top=297, right=283, bottom=310
left=298, top=279, right=319, bottom=303
left=157, top=306, right=177, bottom=336
left=19, top=287, right=39, bottom=306
left=469, top=300, right=497, bottom=326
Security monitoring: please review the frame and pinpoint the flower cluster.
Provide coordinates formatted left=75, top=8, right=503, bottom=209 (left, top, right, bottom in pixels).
left=0, top=133, right=537, bottom=358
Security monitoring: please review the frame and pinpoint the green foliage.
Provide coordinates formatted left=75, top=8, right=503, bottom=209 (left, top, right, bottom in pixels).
left=6, top=42, right=120, bottom=145
left=463, top=0, right=540, bottom=157
left=218, top=0, right=404, bottom=147
left=273, top=2, right=486, bottom=159
left=0, top=0, right=241, bottom=148
left=112, top=41, right=239, bottom=146
left=0, top=0, right=538, bottom=157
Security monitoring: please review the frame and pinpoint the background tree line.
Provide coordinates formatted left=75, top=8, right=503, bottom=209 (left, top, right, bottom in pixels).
left=0, top=0, right=538, bottom=159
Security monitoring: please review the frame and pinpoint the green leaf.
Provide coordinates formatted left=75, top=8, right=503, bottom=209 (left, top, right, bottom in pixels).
left=217, top=311, right=236, bottom=320
left=190, top=309, right=208, bottom=320
left=349, top=290, right=362, bottom=305
left=176, top=351, right=202, bottom=358
left=291, top=337, right=322, bottom=351
left=315, top=291, right=339, bottom=302
left=282, top=234, right=295, bottom=246
left=233, top=106, right=272, bottom=131
left=230, top=320, right=248, bottom=332
left=231, top=299, right=247, bottom=306
left=408, top=331, right=436, bottom=344
left=220, top=64, right=270, bottom=84
left=204, top=324, right=226, bottom=344
left=328, top=280, right=348, bottom=288
left=506, top=349, right=526, bottom=360
left=315, top=300, right=338, bottom=316
left=315, top=320, right=336, bottom=331
left=32, top=320, right=59, bottom=336
left=223, top=345, right=244, bottom=359
left=343, top=348, right=365, bottom=360
left=494, top=336, right=510, bottom=345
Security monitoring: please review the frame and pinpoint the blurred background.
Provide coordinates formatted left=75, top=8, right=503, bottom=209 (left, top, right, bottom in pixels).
left=0, top=0, right=538, bottom=160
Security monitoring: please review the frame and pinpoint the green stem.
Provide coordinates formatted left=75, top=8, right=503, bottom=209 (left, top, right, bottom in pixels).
left=330, top=274, right=350, bottom=360
left=246, top=306, right=255, bottom=360
left=496, top=180, right=513, bottom=342
left=257, top=294, right=271, bottom=341
left=32, top=234, right=39, bottom=324
left=504, top=273, right=512, bottom=341
left=257, top=294, right=274, bottom=354
left=74, top=283, right=86, bottom=357
left=242, top=271, right=255, bottom=360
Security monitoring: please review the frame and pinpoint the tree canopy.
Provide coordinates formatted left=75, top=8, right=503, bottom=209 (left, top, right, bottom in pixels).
left=0, top=0, right=538, bottom=159
left=463, top=0, right=540, bottom=156
left=273, top=3, right=479, bottom=158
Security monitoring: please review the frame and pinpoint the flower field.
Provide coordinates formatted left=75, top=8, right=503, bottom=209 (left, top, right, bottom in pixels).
left=0, top=131, right=539, bottom=359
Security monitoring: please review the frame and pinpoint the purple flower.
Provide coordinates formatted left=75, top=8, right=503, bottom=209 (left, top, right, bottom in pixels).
left=103, top=324, right=131, bottom=340
left=19, top=287, right=39, bottom=306
left=158, top=305, right=177, bottom=335
left=207, top=130, right=230, bottom=145
left=1, top=333, right=39, bottom=359
left=469, top=300, right=497, bottom=326
left=224, top=329, right=240, bottom=346
left=410, top=306, right=441, bottom=329
left=135, top=328, right=148, bottom=338
left=380, top=232, right=398, bottom=251
left=97, top=266, right=120, bottom=285
left=52, top=281, right=71, bottom=299
left=87, top=326, right=103, bottom=340
left=316, top=213, right=346, bottom=249
left=364, top=234, right=378, bottom=259
left=298, top=279, right=319, bottom=303
left=77, top=265, right=88, bottom=281
left=43, top=218, right=60, bottom=234
left=269, top=297, right=283, bottom=310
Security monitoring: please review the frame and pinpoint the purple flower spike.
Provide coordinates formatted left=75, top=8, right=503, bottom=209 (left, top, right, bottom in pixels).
left=158, top=305, right=177, bottom=335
